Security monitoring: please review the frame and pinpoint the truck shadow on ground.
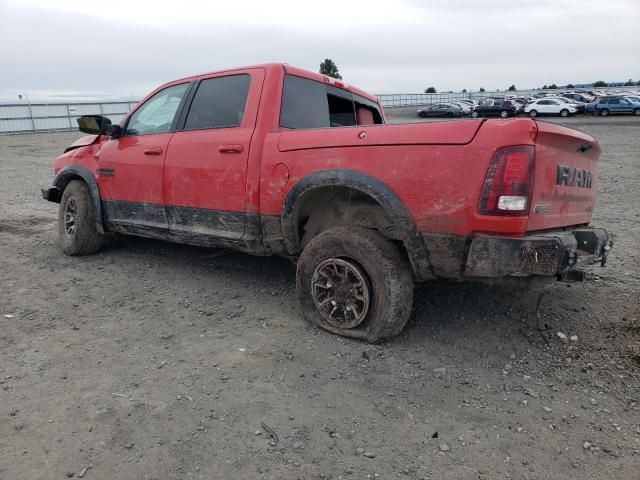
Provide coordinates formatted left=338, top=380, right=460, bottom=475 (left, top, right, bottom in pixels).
left=102, top=235, right=575, bottom=352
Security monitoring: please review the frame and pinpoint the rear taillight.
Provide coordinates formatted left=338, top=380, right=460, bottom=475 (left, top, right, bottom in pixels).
left=478, top=145, right=535, bottom=216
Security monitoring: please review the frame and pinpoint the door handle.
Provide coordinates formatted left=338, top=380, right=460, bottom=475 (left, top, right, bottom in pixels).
left=218, top=144, right=244, bottom=154
left=143, top=147, right=163, bottom=155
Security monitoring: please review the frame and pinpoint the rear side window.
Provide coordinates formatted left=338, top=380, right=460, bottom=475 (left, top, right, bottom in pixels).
left=328, top=89, right=356, bottom=127
left=184, top=74, right=250, bottom=130
left=280, top=75, right=330, bottom=129
left=280, top=74, right=382, bottom=129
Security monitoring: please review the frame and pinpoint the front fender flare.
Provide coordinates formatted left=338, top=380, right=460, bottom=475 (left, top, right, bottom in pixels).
left=281, top=169, right=432, bottom=280
left=54, top=166, right=105, bottom=234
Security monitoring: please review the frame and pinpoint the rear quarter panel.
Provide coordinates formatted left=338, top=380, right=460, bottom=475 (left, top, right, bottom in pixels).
left=260, top=119, right=538, bottom=236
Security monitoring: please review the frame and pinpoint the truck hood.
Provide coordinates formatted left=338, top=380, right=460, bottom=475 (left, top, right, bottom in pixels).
left=278, top=120, right=484, bottom=152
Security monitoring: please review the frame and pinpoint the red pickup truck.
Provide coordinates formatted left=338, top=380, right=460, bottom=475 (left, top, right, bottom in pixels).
left=42, top=63, right=610, bottom=342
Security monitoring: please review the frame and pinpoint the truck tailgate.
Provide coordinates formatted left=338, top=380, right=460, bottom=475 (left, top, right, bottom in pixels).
left=526, top=121, right=600, bottom=231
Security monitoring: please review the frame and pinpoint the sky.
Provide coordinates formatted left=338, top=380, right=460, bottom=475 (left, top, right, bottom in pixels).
left=0, top=0, right=639, bottom=101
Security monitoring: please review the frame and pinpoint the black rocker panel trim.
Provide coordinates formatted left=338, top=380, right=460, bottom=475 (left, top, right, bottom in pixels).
left=166, top=205, right=245, bottom=239
left=101, top=200, right=276, bottom=250
left=102, top=200, right=167, bottom=228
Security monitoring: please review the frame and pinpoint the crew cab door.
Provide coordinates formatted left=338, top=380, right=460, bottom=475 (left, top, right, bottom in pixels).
left=163, top=69, right=264, bottom=239
left=97, top=82, right=190, bottom=228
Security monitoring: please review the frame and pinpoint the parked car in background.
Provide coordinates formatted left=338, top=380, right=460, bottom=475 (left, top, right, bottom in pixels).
left=511, top=98, right=527, bottom=111
left=592, top=96, right=640, bottom=116
left=624, top=95, right=640, bottom=104
left=563, top=92, right=594, bottom=103
left=470, top=99, right=518, bottom=118
left=617, top=91, right=640, bottom=97
left=417, top=103, right=463, bottom=118
left=458, top=99, right=477, bottom=108
left=524, top=98, right=577, bottom=118
left=553, top=96, right=586, bottom=114
left=450, top=102, right=472, bottom=114
left=585, top=101, right=598, bottom=115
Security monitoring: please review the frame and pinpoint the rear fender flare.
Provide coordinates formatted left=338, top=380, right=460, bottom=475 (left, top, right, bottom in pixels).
left=54, top=166, right=105, bottom=234
left=281, top=169, right=431, bottom=280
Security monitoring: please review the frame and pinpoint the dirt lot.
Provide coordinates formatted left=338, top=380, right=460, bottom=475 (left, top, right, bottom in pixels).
left=1, top=114, right=639, bottom=480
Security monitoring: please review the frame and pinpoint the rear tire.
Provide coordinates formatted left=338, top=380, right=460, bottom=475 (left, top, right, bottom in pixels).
left=471, top=110, right=479, bottom=118
left=600, top=109, right=609, bottom=117
left=633, top=108, right=640, bottom=116
left=296, top=227, right=413, bottom=343
left=500, top=110, right=509, bottom=118
left=529, top=110, right=538, bottom=118
left=58, top=180, right=104, bottom=255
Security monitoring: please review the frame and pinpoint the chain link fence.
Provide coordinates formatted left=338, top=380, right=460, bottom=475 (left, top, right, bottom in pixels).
left=0, top=101, right=137, bottom=135
left=1, top=87, right=634, bottom=134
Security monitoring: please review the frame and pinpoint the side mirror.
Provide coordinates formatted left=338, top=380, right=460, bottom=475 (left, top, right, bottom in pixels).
left=77, top=115, right=123, bottom=138
left=77, top=115, right=111, bottom=135
left=103, top=124, right=123, bottom=138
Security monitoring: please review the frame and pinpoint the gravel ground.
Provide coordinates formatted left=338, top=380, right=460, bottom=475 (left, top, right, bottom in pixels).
left=1, top=113, right=639, bottom=480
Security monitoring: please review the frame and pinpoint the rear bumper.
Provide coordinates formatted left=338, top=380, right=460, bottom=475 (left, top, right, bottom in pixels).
left=463, top=228, right=610, bottom=279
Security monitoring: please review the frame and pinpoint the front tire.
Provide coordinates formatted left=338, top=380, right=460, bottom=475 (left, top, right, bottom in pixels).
left=58, top=180, right=104, bottom=255
left=529, top=110, right=538, bottom=118
left=560, top=109, right=569, bottom=117
left=600, top=109, right=609, bottom=117
left=471, top=110, right=479, bottom=118
left=296, top=227, right=413, bottom=343
left=500, top=110, right=509, bottom=118
left=633, top=108, right=640, bottom=116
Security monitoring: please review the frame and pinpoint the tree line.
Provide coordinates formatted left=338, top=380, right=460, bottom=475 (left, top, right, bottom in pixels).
left=318, top=59, right=638, bottom=93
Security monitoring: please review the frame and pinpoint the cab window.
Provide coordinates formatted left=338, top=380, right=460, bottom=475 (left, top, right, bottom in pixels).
left=125, top=83, right=189, bottom=136
left=184, top=75, right=251, bottom=130
left=280, top=74, right=383, bottom=129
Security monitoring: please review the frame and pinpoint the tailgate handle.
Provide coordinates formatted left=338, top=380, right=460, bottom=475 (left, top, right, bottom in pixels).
left=219, top=144, right=244, bottom=154
left=577, top=143, right=592, bottom=153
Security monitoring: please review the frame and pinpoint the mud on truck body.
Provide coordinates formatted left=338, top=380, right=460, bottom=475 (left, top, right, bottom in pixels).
left=42, top=63, right=610, bottom=342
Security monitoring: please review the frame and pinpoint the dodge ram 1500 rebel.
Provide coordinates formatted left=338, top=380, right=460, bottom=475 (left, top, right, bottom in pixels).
left=42, top=63, right=610, bottom=342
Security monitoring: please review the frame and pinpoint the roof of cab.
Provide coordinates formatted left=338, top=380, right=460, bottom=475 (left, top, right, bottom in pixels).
left=169, top=63, right=379, bottom=104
